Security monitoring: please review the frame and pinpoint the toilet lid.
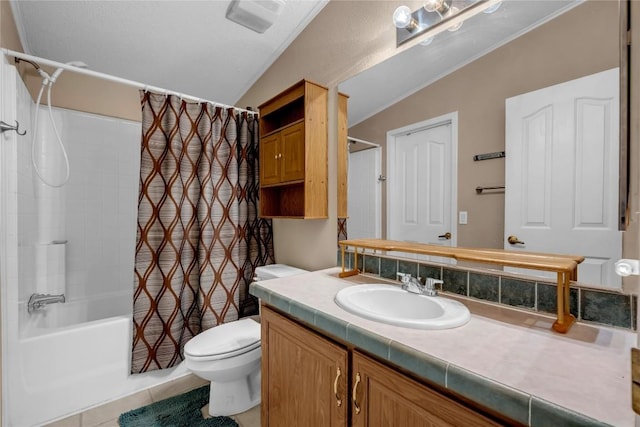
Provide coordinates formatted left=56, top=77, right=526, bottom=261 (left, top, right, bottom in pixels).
left=184, top=318, right=260, bottom=360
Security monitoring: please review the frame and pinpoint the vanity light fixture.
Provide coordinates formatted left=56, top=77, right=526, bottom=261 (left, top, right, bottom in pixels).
left=393, top=0, right=502, bottom=47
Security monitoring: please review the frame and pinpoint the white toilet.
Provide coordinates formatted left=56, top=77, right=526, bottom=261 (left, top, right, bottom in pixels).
left=184, top=264, right=307, bottom=416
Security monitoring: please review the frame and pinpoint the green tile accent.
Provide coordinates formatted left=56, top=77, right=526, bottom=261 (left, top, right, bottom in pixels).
left=446, top=365, right=530, bottom=425
left=443, top=268, right=468, bottom=296
left=398, top=260, right=418, bottom=279
left=314, top=311, right=348, bottom=341
left=581, top=289, right=632, bottom=329
left=364, top=255, right=380, bottom=275
left=347, top=324, right=391, bottom=361
left=633, top=296, right=638, bottom=330
left=469, top=272, right=499, bottom=302
left=380, top=257, right=398, bottom=280
left=267, top=292, right=290, bottom=314
left=419, top=264, right=442, bottom=281
left=501, top=277, right=535, bottom=309
left=530, top=397, right=609, bottom=427
left=389, top=341, right=447, bottom=388
left=248, top=283, right=269, bottom=302
left=289, top=300, right=316, bottom=325
left=537, top=282, right=578, bottom=316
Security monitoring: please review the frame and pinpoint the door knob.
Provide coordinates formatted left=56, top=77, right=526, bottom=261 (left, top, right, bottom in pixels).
left=507, top=235, right=525, bottom=245
left=438, top=232, right=452, bottom=240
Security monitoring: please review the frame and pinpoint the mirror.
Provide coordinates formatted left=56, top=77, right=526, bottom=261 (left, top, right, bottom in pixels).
left=340, top=0, right=626, bottom=288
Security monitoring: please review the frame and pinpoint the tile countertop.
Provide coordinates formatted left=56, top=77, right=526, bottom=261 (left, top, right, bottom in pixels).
left=249, top=267, right=637, bottom=427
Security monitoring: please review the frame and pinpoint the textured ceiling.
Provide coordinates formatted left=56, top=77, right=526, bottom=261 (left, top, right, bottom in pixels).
left=10, top=0, right=328, bottom=105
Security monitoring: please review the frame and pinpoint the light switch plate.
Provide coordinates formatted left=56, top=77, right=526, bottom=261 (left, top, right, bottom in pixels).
left=459, top=211, right=468, bottom=225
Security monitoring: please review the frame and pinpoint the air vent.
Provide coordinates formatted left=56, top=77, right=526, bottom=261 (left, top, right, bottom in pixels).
left=226, top=0, right=286, bottom=34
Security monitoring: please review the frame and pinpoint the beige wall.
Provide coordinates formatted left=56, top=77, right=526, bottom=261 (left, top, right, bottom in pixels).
left=349, top=0, right=618, bottom=250
left=238, top=1, right=428, bottom=270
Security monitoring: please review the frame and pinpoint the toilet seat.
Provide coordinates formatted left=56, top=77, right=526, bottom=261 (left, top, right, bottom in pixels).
left=184, top=318, right=260, bottom=361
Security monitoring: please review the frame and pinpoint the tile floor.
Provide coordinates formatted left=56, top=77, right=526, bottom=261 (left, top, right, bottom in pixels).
left=44, top=374, right=260, bottom=427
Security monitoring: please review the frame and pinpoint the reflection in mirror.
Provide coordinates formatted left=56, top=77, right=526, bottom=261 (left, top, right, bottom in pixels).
left=340, top=0, right=625, bottom=288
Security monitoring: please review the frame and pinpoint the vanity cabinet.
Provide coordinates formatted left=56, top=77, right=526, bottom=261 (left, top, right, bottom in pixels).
left=258, top=79, right=328, bottom=218
left=261, top=305, right=348, bottom=426
left=351, top=351, right=500, bottom=426
left=261, top=305, right=502, bottom=427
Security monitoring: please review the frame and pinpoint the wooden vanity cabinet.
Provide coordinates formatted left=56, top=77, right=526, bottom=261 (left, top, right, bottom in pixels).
left=261, top=305, right=503, bottom=427
left=258, top=80, right=328, bottom=218
left=351, top=351, right=500, bottom=427
left=261, top=305, right=348, bottom=426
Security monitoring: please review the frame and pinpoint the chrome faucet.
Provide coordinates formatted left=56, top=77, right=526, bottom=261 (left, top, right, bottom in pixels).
left=423, top=278, right=444, bottom=297
left=396, top=273, right=443, bottom=297
left=396, top=272, right=424, bottom=294
left=28, top=293, right=65, bottom=313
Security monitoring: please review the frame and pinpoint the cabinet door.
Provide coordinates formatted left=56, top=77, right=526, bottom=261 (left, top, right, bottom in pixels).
left=279, top=121, right=305, bottom=183
left=260, top=133, right=281, bottom=186
left=262, top=306, right=348, bottom=427
left=351, top=351, right=500, bottom=427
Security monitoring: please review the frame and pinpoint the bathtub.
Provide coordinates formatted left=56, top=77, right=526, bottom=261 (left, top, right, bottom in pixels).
left=8, top=292, right=189, bottom=427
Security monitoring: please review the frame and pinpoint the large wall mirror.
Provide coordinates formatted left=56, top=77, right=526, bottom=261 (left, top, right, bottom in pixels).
left=340, top=0, right=630, bottom=289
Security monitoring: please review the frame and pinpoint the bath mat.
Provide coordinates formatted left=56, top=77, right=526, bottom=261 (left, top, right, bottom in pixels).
left=118, top=385, right=239, bottom=427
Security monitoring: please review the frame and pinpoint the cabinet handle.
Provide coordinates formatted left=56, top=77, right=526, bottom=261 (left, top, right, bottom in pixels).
left=352, top=372, right=361, bottom=414
left=334, top=366, right=342, bottom=407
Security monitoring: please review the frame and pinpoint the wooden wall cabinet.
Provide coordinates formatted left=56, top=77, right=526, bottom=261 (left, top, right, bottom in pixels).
left=258, top=80, right=328, bottom=218
left=261, top=305, right=502, bottom=427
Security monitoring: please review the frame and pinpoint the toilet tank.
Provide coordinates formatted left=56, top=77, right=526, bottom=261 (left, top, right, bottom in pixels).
left=254, top=264, right=308, bottom=280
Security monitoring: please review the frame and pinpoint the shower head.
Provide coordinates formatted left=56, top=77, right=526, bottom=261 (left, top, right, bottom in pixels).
left=50, top=60, right=89, bottom=83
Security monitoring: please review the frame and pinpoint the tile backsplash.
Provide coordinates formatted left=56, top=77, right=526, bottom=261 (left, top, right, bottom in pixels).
left=338, top=250, right=637, bottom=330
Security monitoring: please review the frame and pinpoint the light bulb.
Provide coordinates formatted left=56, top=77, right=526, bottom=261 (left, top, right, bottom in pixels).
left=446, top=6, right=463, bottom=32
left=419, top=36, right=434, bottom=46
left=393, top=6, right=413, bottom=29
left=483, top=1, right=502, bottom=14
left=424, top=0, right=445, bottom=13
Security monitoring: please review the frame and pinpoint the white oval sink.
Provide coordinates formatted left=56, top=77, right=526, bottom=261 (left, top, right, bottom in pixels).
left=335, top=284, right=470, bottom=330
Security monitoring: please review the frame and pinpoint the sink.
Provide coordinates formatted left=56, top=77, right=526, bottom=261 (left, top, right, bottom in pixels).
left=335, top=284, right=470, bottom=330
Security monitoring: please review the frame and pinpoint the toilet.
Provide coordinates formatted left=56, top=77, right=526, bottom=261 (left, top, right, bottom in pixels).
left=184, top=264, right=307, bottom=416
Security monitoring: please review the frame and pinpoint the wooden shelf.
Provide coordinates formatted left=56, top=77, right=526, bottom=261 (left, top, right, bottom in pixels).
left=338, top=239, right=584, bottom=334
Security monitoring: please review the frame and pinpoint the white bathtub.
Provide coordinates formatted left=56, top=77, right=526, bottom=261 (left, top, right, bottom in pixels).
left=8, top=292, right=189, bottom=427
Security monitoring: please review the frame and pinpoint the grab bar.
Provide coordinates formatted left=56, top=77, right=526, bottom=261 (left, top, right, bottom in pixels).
left=476, top=185, right=505, bottom=194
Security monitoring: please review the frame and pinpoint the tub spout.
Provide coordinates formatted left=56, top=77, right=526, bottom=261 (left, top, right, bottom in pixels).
left=28, top=293, right=65, bottom=313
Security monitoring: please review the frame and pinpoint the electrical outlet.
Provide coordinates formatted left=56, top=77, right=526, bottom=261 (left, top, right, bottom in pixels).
left=459, top=211, right=468, bottom=225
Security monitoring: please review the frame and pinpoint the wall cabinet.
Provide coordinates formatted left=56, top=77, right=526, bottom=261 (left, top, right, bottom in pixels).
left=258, top=80, right=328, bottom=218
left=261, top=305, right=503, bottom=427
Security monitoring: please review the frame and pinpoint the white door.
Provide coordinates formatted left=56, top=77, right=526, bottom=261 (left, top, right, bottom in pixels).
left=347, top=147, right=381, bottom=239
left=505, top=68, right=621, bottom=288
left=387, top=113, right=457, bottom=261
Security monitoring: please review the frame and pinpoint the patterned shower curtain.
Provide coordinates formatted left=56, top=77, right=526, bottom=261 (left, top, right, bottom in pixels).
left=132, top=91, right=274, bottom=373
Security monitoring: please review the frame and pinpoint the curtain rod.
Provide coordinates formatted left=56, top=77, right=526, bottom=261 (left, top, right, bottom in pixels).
left=348, top=136, right=379, bottom=147
left=2, top=48, right=258, bottom=116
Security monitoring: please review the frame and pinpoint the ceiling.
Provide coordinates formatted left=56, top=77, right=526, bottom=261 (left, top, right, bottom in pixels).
left=9, top=0, right=328, bottom=106
left=10, top=0, right=579, bottom=122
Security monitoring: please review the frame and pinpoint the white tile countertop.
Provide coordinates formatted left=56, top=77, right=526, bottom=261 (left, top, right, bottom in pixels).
left=250, top=267, right=637, bottom=427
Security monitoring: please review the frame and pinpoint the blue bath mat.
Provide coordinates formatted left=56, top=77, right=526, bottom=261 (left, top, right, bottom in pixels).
left=118, top=385, right=239, bottom=427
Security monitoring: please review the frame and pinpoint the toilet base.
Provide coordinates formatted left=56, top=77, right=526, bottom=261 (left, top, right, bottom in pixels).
left=207, top=370, right=261, bottom=416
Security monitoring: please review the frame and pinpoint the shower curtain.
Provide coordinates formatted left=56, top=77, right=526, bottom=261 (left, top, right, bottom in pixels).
left=132, top=91, right=274, bottom=373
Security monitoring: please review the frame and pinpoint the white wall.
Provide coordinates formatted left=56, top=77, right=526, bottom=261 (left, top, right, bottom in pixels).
left=13, top=71, right=141, bottom=314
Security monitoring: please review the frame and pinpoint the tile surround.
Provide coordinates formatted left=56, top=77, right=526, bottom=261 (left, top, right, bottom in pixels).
left=338, top=250, right=637, bottom=330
